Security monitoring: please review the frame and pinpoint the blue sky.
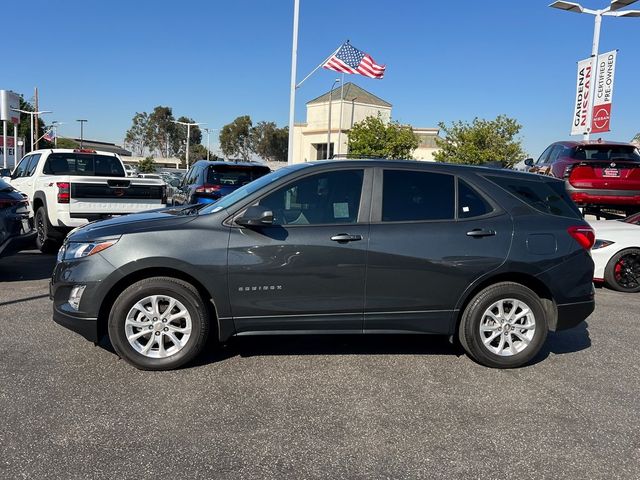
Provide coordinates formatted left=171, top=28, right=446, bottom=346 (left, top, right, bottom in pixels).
left=4, top=0, right=639, bottom=157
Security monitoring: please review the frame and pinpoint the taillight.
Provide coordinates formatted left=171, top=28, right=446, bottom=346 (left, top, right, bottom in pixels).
left=0, top=198, right=22, bottom=208
left=57, top=182, right=70, bottom=203
left=567, top=226, right=595, bottom=250
left=195, top=184, right=221, bottom=194
left=563, top=164, right=575, bottom=179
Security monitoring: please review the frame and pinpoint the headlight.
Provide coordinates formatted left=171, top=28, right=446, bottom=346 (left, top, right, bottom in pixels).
left=592, top=239, right=614, bottom=250
left=61, top=239, right=119, bottom=261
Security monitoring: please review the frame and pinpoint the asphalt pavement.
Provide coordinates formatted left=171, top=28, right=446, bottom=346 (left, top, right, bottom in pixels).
left=1, top=251, right=639, bottom=479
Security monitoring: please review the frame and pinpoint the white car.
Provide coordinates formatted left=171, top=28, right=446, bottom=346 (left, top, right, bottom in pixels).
left=589, top=213, right=640, bottom=292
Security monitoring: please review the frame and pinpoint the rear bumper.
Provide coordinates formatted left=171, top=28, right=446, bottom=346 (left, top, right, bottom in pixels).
left=554, top=299, right=595, bottom=331
left=0, top=230, right=36, bottom=258
left=567, top=185, right=640, bottom=207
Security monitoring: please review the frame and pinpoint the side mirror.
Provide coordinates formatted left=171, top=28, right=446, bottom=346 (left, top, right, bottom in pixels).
left=524, top=158, right=534, bottom=167
left=235, top=205, right=274, bottom=227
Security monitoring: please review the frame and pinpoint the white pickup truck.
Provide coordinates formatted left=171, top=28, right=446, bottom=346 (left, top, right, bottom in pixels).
left=9, top=148, right=166, bottom=252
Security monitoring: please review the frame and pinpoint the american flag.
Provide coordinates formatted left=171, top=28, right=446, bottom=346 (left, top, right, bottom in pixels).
left=323, top=42, right=386, bottom=79
left=43, top=128, right=56, bottom=142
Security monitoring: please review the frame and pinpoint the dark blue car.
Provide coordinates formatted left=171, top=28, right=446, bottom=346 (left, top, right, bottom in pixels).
left=0, top=178, right=35, bottom=259
left=172, top=161, right=271, bottom=206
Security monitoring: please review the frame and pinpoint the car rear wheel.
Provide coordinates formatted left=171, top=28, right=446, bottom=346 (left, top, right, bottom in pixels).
left=459, top=282, right=548, bottom=368
left=35, top=207, right=60, bottom=254
left=604, top=248, right=640, bottom=293
left=108, top=277, right=210, bottom=370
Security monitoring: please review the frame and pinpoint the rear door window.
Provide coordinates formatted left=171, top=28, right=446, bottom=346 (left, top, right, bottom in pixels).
left=25, top=154, right=41, bottom=176
left=485, top=174, right=581, bottom=218
left=382, top=170, right=455, bottom=222
left=43, top=153, right=125, bottom=176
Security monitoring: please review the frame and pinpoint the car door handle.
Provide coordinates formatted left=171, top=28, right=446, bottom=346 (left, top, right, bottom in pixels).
left=330, top=234, right=363, bottom=243
left=466, top=229, right=496, bottom=238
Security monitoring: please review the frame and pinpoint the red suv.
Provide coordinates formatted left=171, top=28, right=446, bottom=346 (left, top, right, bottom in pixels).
left=525, top=140, right=640, bottom=214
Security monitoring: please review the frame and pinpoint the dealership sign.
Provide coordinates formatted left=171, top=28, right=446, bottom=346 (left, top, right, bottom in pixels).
left=571, top=51, right=617, bottom=136
left=591, top=50, right=617, bottom=134
left=0, top=90, right=20, bottom=124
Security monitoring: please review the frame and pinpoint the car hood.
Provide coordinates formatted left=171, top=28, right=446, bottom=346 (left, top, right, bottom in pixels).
left=68, top=208, right=199, bottom=242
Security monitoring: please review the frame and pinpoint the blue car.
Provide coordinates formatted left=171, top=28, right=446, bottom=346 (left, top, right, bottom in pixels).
left=172, top=161, right=271, bottom=206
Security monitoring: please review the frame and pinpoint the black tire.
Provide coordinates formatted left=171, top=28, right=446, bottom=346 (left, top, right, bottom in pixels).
left=35, top=206, right=60, bottom=254
left=458, top=282, right=548, bottom=368
left=604, top=248, right=640, bottom=293
left=108, top=277, right=210, bottom=370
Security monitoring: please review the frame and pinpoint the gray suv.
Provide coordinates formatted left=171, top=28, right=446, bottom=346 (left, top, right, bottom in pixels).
left=51, top=160, right=595, bottom=370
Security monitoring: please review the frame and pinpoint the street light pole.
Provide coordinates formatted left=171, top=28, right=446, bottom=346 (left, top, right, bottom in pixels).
left=12, top=109, right=51, bottom=152
left=326, top=78, right=340, bottom=160
left=76, top=119, right=88, bottom=148
left=549, top=0, right=640, bottom=140
left=203, top=127, right=219, bottom=161
left=171, top=120, right=205, bottom=170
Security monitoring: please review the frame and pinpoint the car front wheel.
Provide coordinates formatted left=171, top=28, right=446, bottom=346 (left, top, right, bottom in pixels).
left=458, top=282, right=548, bottom=368
left=108, top=277, right=210, bottom=370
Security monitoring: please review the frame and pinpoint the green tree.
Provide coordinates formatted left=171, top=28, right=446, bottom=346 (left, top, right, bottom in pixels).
left=220, top=115, right=252, bottom=161
left=188, top=143, right=219, bottom=164
left=348, top=114, right=419, bottom=159
left=434, top=115, right=525, bottom=167
left=633, top=133, right=640, bottom=143
left=250, top=121, right=288, bottom=162
left=124, top=112, right=150, bottom=156
left=137, top=156, right=156, bottom=173
left=146, top=106, right=176, bottom=157
left=56, top=138, right=79, bottom=149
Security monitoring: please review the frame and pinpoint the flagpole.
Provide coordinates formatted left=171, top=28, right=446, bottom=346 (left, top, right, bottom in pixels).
left=337, top=73, right=344, bottom=156
left=295, top=44, right=342, bottom=90
left=287, top=0, right=300, bottom=165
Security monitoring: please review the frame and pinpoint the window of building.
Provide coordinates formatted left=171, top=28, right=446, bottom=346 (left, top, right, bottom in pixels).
left=314, top=143, right=334, bottom=160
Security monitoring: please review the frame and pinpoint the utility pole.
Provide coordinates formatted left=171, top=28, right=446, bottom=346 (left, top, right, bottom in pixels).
left=76, top=119, right=88, bottom=148
left=34, top=87, right=39, bottom=149
left=171, top=120, right=205, bottom=170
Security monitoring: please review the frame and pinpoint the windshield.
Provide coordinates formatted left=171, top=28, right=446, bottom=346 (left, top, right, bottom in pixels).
left=573, top=145, right=640, bottom=162
left=200, top=165, right=306, bottom=214
left=622, top=212, right=640, bottom=225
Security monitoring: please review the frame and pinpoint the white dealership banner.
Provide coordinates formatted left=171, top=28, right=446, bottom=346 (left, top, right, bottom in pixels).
left=571, top=57, right=593, bottom=136
left=591, top=50, right=617, bottom=134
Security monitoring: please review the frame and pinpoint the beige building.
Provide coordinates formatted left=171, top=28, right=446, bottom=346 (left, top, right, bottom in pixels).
left=292, top=82, right=439, bottom=163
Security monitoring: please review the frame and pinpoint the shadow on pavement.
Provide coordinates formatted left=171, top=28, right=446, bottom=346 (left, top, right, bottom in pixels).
left=96, top=323, right=592, bottom=369
left=531, top=321, right=591, bottom=365
left=0, top=251, right=56, bottom=282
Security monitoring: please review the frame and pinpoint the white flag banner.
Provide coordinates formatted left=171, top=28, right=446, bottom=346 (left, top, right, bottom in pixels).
left=571, top=57, right=593, bottom=136
left=591, top=50, right=617, bottom=134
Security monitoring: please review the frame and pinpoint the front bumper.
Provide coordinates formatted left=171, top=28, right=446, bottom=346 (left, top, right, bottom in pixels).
left=52, top=304, right=99, bottom=342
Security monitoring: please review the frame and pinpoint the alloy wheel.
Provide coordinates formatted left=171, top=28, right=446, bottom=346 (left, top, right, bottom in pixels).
left=124, top=295, right=192, bottom=359
left=479, top=298, right=536, bottom=357
left=613, top=253, right=640, bottom=290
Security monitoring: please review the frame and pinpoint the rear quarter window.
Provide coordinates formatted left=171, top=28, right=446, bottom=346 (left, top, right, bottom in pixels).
left=485, top=174, right=582, bottom=219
